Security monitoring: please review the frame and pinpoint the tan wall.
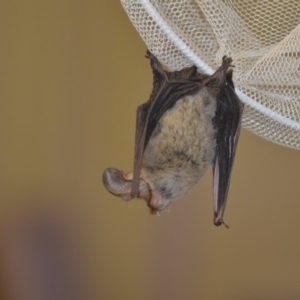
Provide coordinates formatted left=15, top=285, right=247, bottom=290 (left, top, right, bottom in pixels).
left=1, top=1, right=300, bottom=299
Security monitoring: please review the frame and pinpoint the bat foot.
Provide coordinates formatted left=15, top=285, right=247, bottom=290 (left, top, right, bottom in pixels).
left=203, top=55, right=234, bottom=87
left=222, top=55, right=234, bottom=68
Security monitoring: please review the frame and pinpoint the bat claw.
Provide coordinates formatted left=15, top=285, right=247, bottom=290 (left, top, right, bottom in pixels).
left=222, top=55, right=232, bottom=63
left=146, top=50, right=167, bottom=79
left=222, top=221, right=229, bottom=229
left=203, top=55, right=234, bottom=87
left=145, top=49, right=152, bottom=59
left=221, top=55, right=234, bottom=70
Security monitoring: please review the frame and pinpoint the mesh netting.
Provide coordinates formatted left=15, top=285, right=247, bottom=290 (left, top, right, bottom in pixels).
left=120, top=0, right=300, bottom=149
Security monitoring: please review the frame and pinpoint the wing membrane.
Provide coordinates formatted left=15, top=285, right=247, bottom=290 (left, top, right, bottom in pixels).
left=213, top=77, right=244, bottom=226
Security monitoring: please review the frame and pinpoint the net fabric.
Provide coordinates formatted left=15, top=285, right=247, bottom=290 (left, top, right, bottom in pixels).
left=120, top=0, right=300, bottom=150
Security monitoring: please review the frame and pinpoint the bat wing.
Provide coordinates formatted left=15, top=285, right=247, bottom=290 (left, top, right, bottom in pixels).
left=131, top=51, right=204, bottom=198
left=212, top=71, right=244, bottom=227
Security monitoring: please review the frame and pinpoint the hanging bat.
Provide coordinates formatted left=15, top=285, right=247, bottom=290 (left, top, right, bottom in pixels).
left=102, top=51, right=244, bottom=227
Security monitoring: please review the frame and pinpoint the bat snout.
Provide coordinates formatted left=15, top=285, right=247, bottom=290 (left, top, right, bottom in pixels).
left=146, top=189, right=170, bottom=215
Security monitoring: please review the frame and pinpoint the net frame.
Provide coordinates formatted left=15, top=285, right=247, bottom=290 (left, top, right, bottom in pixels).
left=121, top=0, right=300, bottom=149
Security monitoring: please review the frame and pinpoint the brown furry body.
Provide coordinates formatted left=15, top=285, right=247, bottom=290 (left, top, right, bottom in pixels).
left=141, top=88, right=217, bottom=210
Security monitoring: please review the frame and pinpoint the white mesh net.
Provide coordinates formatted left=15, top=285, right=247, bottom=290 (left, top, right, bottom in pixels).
left=120, top=0, right=300, bottom=150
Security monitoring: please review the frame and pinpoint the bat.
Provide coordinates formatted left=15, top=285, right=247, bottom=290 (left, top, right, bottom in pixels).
left=102, top=51, right=244, bottom=227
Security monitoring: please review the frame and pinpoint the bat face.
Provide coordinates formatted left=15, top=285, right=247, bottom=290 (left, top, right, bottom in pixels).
left=103, top=51, right=244, bottom=227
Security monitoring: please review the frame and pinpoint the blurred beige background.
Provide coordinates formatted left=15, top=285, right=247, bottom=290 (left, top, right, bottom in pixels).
left=1, top=1, right=300, bottom=300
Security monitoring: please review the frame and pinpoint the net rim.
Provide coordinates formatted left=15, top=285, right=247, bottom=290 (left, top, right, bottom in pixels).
left=139, top=0, right=300, bottom=132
